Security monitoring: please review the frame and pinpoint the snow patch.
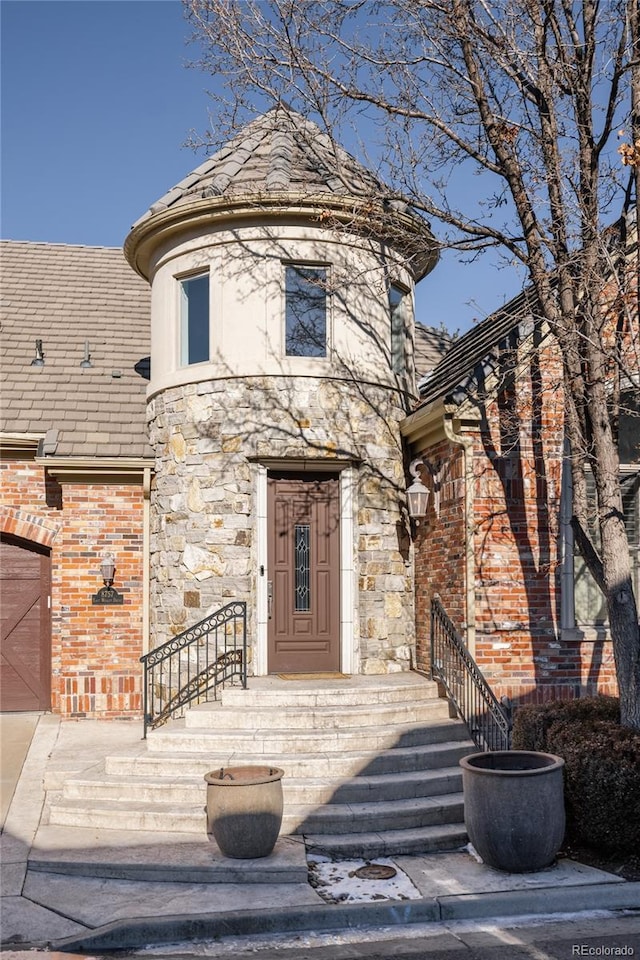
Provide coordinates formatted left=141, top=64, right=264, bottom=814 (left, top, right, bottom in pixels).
left=307, top=855, right=421, bottom=903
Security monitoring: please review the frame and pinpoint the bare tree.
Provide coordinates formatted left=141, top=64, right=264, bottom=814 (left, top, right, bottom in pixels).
left=185, top=0, right=640, bottom=728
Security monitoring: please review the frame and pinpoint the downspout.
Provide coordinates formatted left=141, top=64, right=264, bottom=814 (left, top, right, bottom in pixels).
left=142, top=466, right=151, bottom=656
left=442, top=414, right=476, bottom=656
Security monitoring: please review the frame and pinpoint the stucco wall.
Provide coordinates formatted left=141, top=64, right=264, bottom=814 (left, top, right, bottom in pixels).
left=145, top=221, right=417, bottom=401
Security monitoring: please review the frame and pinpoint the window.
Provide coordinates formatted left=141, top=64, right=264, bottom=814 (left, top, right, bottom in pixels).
left=294, top=523, right=311, bottom=611
left=180, top=273, right=209, bottom=365
left=563, top=388, right=640, bottom=628
left=389, top=284, right=408, bottom=374
left=623, top=473, right=640, bottom=605
left=569, top=470, right=640, bottom=627
left=285, top=265, right=327, bottom=357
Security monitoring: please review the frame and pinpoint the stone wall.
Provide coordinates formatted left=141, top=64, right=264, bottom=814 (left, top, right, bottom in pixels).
left=147, top=374, right=415, bottom=674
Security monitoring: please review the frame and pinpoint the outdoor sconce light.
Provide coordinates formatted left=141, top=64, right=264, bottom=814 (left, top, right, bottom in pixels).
left=92, top=553, right=124, bottom=605
left=406, top=458, right=431, bottom=523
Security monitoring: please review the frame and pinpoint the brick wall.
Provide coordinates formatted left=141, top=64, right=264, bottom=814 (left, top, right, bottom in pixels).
left=1, top=458, right=144, bottom=718
left=414, top=440, right=466, bottom=673
left=413, top=331, right=619, bottom=704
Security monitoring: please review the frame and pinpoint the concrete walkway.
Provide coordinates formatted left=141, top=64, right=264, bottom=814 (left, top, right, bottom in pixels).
left=1, top=713, right=639, bottom=952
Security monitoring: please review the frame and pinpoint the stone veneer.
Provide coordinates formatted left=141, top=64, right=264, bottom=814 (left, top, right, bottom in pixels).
left=147, top=374, right=415, bottom=674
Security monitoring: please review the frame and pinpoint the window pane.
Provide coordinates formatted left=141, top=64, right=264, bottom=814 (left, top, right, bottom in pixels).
left=623, top=475, right=640, bottom=604
left=574, top=472, right=640, bottom=625
left=285, top=265, right=326, bottom=357
left=294, top=524, right=311, bottom=611
left=180, top=274, right=209, bottom=365
left=389, top=284, right=406, bottom=374
left=619, top=390, right=640, bottom=462
left=574, top=472, right=607, bottom=623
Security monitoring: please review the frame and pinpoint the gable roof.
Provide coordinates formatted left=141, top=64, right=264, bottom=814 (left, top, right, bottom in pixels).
left=417, top=288, right=539, bottom=409
left=1, top=241, right=152, bottom=459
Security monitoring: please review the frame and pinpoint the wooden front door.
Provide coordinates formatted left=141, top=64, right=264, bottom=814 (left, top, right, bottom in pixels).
left=267, top=473, right=340, bottom=673
left=0, top=535, right=51, bottom=711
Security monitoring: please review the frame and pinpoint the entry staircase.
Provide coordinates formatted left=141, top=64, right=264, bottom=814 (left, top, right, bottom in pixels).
left=45, top=673, right=475, bottom=858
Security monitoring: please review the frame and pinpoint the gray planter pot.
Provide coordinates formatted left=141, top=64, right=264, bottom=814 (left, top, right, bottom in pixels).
left=204, top=765, right=284, bottom=859
left=460, top=750, right=565, bottom=873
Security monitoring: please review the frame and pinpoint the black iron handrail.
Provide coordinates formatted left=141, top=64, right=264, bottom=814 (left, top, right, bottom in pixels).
left=431, top=596, right=512, bottom=750
left=141, top=601, right=247, bottom=737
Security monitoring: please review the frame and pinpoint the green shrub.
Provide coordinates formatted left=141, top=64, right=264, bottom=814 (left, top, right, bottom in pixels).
left=512, top=697, right=639, bottom=855
left=547, top=718, right=640, bottom=853
left=512, top=696, right=620, bottom=751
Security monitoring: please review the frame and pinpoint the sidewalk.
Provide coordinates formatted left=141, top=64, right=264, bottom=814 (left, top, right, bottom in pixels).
left=1, top=713, right=639, bottom=952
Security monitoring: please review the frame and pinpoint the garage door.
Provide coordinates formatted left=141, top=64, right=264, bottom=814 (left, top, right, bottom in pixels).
left=0, top=534, right=51, bottom=711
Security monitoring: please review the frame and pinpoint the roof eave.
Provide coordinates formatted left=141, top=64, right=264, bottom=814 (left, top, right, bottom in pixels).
left=36, top=455, right=154, bottom=482
left=400, top=396, right=447, bottom=447
left=124, top=192, right=438, bottom=282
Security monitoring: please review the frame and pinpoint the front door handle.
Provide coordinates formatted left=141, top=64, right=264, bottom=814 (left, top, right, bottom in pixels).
left=267, top=580, right=273, bottom=619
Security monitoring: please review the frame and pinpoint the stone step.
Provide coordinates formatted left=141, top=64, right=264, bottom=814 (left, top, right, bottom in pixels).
left=47, top=798, right=207, bottom=834
left=147, top=718, right=467, bottom=755
left=61, top=766, right=463, bottom=807
left=45, top=674, right=472, bottom=859
left=219, top=676, right=440, bottom=708
left=185, top=697, right=450, bottom=730
left=47, top=791, right=464, bottom=837
left=29, top=826, right=308, bottom=884
left=305, top=823, right=468, bottom=859
left=106, top=736, right=472, bottom=780
left=287, top=792, right=464, bottom=835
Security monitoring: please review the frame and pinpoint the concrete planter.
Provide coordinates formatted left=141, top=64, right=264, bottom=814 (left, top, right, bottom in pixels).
left=460, top=751, right=565, bottom=873
left=204, top=765, right=284, bottom=859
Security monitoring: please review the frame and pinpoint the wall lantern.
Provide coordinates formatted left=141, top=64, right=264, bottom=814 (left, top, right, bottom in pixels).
left=406, top=459, right=431, bottom=522
left=92, top=553, right=124, bottom=605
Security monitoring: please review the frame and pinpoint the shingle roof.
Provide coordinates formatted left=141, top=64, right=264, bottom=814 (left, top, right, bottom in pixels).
left=132, top=107, right=388, bottom=228
left=414, top=323, right=451, bottom=380
left=417, top=288, right=539, bottom=408
left=127, top=108, right=437, bottom=283
left=1, top=241, right=152, bottom=459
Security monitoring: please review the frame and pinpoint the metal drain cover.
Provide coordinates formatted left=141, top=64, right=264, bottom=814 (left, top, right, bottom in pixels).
left=354, top=863, right=397, bottom=880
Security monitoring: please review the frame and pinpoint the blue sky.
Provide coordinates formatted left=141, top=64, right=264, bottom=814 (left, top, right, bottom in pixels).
left=1, top=0, right=525, bottom=334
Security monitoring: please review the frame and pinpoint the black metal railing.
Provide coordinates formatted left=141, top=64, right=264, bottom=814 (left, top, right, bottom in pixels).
left=431, top=596, right=512, bottom=750
left=141, top=601, right=247, bottom=737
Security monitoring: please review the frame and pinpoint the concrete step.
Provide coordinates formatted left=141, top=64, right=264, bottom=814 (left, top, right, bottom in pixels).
left=286, top=792, right=464, bottom=835
left=219, top=676, right=441, bottom=708
left=45, top=674, right=472, bottom=858
left=47, top=790, right=464, bottom=837
left=29, top=826, right=308, bottom=884
left=305, top=822, right=468, bottom=859
left=61, top=766, right=463, bottom=807
left=105, top=737, right=472, bottom=780
left=185, top=697, right=450, bottom=730
left=47, top=797, right=206, bottom=834
left=147, top=718, right=467, bottom=756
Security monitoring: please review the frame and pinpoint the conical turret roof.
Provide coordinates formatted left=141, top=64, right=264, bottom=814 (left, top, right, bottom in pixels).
left=126, top=107, right=437, bottom=280
left=137, top=107, right=385, bottom=220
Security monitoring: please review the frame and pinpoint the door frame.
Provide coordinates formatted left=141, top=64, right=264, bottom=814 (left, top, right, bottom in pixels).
left=255, top=461, right=355, bottom=676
